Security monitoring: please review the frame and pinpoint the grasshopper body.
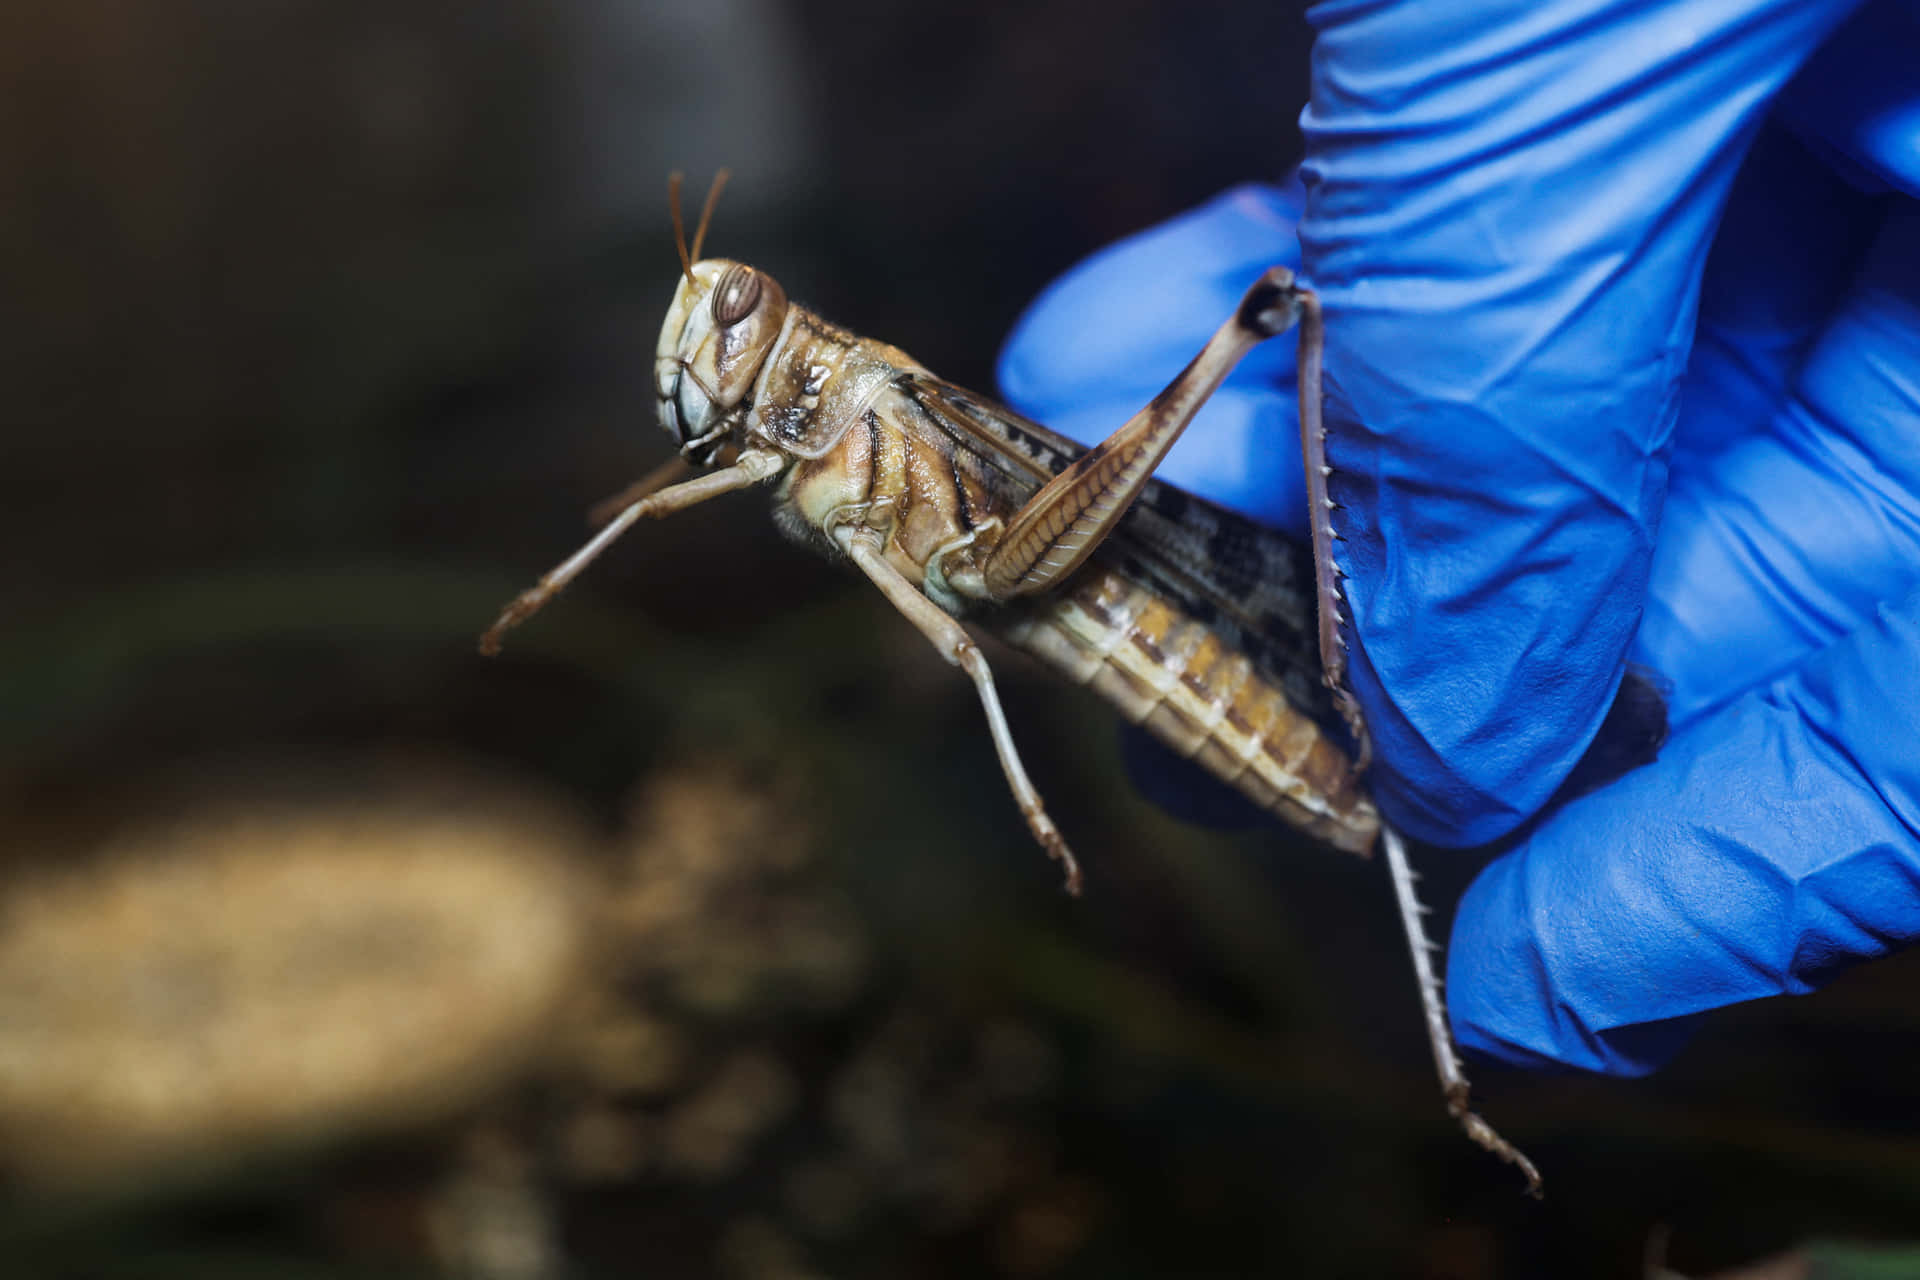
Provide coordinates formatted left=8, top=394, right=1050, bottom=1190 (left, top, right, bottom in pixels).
left=484, top=183, right=1540, bottom=1193
left=668, top=261, right=1376, bottom=855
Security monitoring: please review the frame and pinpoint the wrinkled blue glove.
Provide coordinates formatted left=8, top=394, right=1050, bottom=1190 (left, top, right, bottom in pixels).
left=998, top=0, right=1920, bottom=1075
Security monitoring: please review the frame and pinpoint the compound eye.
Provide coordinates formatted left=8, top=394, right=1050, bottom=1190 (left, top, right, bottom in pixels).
left=712, top=263, right=762, bottom=327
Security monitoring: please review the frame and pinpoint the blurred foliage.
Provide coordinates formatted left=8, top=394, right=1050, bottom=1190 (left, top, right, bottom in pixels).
left=3, top=1, right=1919, bottom=1277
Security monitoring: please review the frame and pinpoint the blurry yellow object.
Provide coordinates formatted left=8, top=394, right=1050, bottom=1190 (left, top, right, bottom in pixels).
left=0, top=773, right=591, bottom=1190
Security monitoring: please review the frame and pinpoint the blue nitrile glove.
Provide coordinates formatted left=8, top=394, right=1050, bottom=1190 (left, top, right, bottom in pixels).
left=998, top=0, right=1920, bottom=1074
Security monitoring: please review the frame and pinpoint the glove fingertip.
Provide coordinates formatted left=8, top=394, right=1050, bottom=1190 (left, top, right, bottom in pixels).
left=1447, top=845, right=1698, bottom=1078
left=996, top=181, right=1305, bottom=415
left=1118, top=724, right=1269, bottom=831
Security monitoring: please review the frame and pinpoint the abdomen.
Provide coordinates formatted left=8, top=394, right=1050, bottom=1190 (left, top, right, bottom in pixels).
left=996, top=564, right=1379, bottom=854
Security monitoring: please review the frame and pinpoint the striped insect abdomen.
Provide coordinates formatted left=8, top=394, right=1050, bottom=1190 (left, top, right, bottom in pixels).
left=997, top=565, right=1379, bottom=854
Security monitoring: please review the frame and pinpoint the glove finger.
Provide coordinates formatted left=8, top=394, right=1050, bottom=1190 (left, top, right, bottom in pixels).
left=1674, top=122, right=1890, bottom=466
left=996, top=182, right=1309, bottom=529
left=1300, top=0, right=1866, bottom=845
left=1679, top=1, right=1920, bottom=467
left=1638, top=202, right=1920, bottom=726
left=1449, top=581, right=1920, bottom=1076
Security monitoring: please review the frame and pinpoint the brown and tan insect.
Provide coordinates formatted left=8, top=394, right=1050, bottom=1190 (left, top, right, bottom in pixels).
left=483, top=173, right=1540, bottom=1193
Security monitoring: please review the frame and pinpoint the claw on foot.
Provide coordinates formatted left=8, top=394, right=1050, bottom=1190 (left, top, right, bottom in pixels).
left=479, top=591, right=547, bottom=657
left=1447, top=1083, right=1543, bottom=1199
left=1035, top=824, right=1083, bottom=897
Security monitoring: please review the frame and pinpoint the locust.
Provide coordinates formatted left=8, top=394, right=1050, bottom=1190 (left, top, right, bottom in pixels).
left=482, top=173, right=1542, bottom=1194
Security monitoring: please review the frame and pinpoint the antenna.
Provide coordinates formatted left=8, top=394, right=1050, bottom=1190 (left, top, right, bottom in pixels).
left=690, top=168, right=730, bottom=263
left=668, top=172, right=695, bottom=289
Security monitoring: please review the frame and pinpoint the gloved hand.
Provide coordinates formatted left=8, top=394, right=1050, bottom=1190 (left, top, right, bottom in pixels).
left=997, top=0, right=1920, bottom=1074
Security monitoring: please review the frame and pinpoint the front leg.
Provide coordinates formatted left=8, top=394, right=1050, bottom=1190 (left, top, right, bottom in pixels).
left=481, top=448, right=785, bottom=655
left=842, top=530, right=1083, bottom=895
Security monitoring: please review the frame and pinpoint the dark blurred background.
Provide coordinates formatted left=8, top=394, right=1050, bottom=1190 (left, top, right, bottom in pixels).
left=3, top=2, right=1918, bottom=1277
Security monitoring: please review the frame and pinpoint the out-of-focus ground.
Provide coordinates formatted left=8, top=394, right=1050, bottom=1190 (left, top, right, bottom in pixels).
left=3, top=2, right=1919, bottom=1277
